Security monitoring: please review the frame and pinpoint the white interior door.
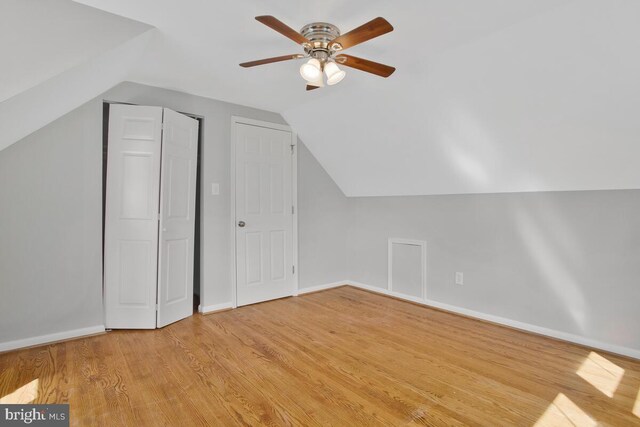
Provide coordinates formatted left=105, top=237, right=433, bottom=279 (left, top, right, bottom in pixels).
left=235, top=122, right=295, bottom=306
left=157, top=108, right=199, bottom=327
left=105, top=104, right=163, bottom=329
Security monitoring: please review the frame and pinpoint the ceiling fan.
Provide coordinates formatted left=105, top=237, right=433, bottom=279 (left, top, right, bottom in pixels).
left=240, top=16, right=395, bottom=90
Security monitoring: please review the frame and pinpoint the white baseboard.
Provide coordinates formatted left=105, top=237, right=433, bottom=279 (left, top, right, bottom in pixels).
left=297, top=281, right=346, bottom=295
left=346, top=280, right=640, bottom=360
left=6, top=284, right=634, bottom=358
left=199, top=302, right=233, bottom=314
left=199, top=283, right=345, bottom=313
left=348, top=280, right=427, bottom=305
left=0, top=325, right=106, bottom=353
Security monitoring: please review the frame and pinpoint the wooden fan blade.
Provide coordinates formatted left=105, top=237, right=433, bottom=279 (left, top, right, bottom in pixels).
left=255, top=16, right=309, bottom=45
left=329, top=17, right=393, bottom=50
left=336, top=54, right=395, bottom=77
left=306, top=85, right=320, bottom=91
left=240, top=54, right=304, bottom=68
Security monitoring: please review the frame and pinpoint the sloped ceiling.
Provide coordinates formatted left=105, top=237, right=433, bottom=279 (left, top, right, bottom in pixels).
left=10, top=0, right=640, bottom=196
left=0, top=0, right=153, bottom=150
left=0, top=0, right=150, bottom=103
left=285, top=0, right=640, bottom=195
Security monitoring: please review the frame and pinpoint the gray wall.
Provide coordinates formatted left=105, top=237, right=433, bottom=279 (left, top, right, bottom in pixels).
left=348, top=191, right=640, bottom=350
left=297, top=142, right=350, bottom=288
left=2, top=80, right=637, bottom=354
left=0, top=82, right=347, bottom=343
left=0, top=99, right=104, bottom=342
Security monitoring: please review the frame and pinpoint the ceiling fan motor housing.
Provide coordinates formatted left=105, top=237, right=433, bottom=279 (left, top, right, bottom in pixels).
left=300, top=22, right=341, bottom=64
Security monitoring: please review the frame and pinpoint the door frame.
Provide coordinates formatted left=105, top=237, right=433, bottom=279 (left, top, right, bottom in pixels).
left=230, top=116, right=298, bottom=308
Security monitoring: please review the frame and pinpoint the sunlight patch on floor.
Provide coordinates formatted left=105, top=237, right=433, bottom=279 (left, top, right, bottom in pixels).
left=576, top=351, right=625, bottom=398
left=534, top=393, right=596, bottom=427
left=0, top=379, right=39, bottom=404
left=633, top=387, right=640, bottom=418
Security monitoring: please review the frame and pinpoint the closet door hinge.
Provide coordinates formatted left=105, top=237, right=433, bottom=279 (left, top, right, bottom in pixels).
left=292, top=265, right=295, bottom=274
left=290, top=144, right=295, bottom=154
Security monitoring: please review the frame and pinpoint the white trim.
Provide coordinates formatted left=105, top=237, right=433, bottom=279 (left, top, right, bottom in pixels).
left=201, top=281, right=345, bottom=313
left=199, top=302, right=233, bottom=314
left=346, top=281, right=640, bottom=360
left=349, top=280, right=427, bottom=305
left=231, top=116, right=293, bottom=133
left=229, top=116, right=298, bottom=308
left=230, top=117, right=238, bottom=309
left=291, top=137, right=299, bottom=296
left=3, top=284, right=637, bottom=359
left=297, top=281, right=346, bottom=295
left=0, top=325, right=106, bottom=353
left=388, top=238, right=427, bottom=301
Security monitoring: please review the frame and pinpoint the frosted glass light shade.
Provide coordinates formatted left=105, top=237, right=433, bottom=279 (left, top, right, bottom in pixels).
left=324, top=61, right=346, bottom=85
left=308, top=73, right=324, bottom=88
left=300, top=58, right=321, bottom=82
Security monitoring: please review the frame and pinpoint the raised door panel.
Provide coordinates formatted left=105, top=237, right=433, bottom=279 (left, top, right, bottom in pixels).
left=157, top=108, right=199, bottom=328
left=104, top=104, right=163, bottom=329
left=235, top=122, right=294, bottom=306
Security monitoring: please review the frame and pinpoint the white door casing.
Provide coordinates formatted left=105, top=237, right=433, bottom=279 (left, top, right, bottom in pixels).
left=105, top=104, right=163, bottom=329
left=156, top=108, right=199, bottom=327
left=233, top=119, right=297, bottom=307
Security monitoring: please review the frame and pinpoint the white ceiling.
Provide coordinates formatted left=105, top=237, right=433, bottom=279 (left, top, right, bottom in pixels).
left=0, top=0, right=149, bottom=103
left=72, top=0, right=571, bottom=111
left=285, top=0, right=640, bottom=195
left=30, top=1, right=640, bottom=195
left=0, top=0, right=152, bottom=151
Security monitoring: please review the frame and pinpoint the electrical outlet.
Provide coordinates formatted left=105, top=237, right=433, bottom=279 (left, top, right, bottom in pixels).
left=211, top=183, right=220, bottom=195
left=455, top=272, right=464, bottom=285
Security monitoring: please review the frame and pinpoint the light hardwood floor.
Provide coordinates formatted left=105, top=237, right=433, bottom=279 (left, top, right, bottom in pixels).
left=1, top=286, right=639, bottom=426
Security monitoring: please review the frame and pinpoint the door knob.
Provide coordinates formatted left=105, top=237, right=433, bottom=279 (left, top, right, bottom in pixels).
left=238, top=221, right=246, bottom=228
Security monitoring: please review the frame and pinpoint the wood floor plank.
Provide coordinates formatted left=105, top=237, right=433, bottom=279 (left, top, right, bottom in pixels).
left=298, top=289, right=634, bottom=424
left=1, top=286, right=639, bottom=426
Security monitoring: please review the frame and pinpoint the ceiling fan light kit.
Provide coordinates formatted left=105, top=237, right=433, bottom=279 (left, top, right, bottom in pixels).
left=307, top=72, right=324, bottom=89
left=324, top=61, right=346, bottom=85
left=240, top=15, right=396, bottom=91
left=300, top=58, right=322, bottom=81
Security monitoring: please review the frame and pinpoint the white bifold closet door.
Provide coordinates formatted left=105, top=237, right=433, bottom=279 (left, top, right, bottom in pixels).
left=156, top=108, right=199, bottom=327
left=104, top=104, right=198, bottom=329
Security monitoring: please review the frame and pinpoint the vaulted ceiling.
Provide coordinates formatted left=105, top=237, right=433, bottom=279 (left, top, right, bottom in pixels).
left=4, top=0, right=640, bottom=195
left=0, top=0, right=153, bottom=150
